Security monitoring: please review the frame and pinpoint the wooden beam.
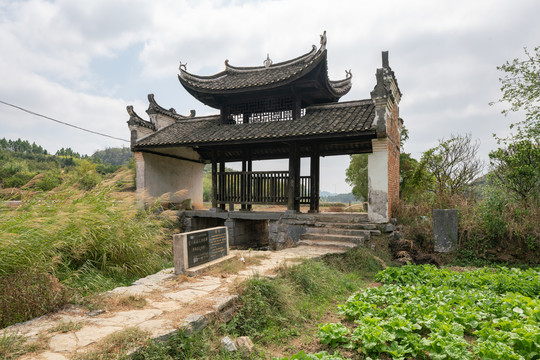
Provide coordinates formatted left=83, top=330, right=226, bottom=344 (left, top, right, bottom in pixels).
left=138, top=150, right=204, bottom=164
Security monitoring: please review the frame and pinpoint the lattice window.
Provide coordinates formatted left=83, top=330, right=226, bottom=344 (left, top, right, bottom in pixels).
left=226, top=97, right=304, bottom=124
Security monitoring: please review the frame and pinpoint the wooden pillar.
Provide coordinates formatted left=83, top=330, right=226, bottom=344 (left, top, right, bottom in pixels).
left=211, top=150, right=218, bottom=209
left=219, top=158, right=226, bottom=211
left=309, top=144, right=320, bottom=213
left=287, top=142, right=300, bottom=212
left=247, top=150, right=253, bottom=211
left=241, top=149, right=247, bottom=211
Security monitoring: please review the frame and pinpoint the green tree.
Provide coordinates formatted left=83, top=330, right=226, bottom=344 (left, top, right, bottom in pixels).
left=345, top=154, right=368, bottom=201
left=420, top=134, right=483, bottom=195
left=489, top=46, right=540, bottom=203
left=493, top=46, right=540, bottom=138
left=346, top=125, right=414, bottom=202
left=489, top=139, right=539, bottom=201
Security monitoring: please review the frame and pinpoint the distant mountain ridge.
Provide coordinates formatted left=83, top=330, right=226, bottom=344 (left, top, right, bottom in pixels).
left=320, top=191, right=361, bottom=203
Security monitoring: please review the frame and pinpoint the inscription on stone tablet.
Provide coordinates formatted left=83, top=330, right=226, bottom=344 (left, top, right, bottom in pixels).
left=208, top=227, right=227, bottom=261
left=187, top=232, right=210, bottom=268
left=186, top=227, right=228, bottom=268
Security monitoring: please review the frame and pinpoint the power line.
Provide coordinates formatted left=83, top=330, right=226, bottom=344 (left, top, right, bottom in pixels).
left=0, top=99, right=129, bottom=143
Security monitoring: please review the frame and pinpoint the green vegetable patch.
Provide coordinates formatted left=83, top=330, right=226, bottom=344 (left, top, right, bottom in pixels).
left=312, top=265, right=540, bottom=360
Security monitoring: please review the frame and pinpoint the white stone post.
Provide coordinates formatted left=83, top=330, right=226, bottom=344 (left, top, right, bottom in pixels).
left=368, top=138, right=389, bottom=223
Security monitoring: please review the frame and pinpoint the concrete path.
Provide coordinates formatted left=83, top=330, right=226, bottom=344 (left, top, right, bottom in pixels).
left=4, top=246, right=346, bottom=359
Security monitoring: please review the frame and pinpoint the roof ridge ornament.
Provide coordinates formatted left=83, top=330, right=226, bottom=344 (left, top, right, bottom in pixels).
left=346, top=69, right=352, bottom=79
left=179, top=61, right=187, bottom=72
left=320, top=30, right=327, bottom=51
left=263, top=53, right=272, bottom=68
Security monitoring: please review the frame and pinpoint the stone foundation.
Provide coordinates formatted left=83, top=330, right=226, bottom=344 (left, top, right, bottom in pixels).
left=181, top=211, right=369, bottom=250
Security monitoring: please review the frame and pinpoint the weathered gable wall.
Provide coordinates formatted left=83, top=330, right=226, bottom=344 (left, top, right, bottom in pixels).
left=134, top=151, right=204, bottom=209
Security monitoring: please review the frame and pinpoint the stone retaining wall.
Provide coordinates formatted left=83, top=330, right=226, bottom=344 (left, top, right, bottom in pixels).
left=181, top=211, right=369, bottom=250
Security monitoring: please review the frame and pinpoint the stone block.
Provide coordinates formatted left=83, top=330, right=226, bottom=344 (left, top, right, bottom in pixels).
left=182, top=314, right=208, bottom=335
left=433, top=209, right=458, bottom=252
left=221, top=336, right=237, bottom=352
left=219, top=306, right=235, bottom=323
left=212, top=295, right=238, bottom=312
left=235, top=336, right=254, bottom=354
left=381, top=223, right=395, bottom=233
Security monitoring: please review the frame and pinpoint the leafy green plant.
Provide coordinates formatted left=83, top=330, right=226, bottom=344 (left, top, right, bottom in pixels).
left=277, top=350, right=347, bottom=360
left=317, top=323, right=351, bottom=348
left=315, top=265, right=540, bottom=359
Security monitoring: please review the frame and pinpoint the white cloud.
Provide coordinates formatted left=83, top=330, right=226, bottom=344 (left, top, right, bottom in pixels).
left=1, top=0, right=539, bottom=192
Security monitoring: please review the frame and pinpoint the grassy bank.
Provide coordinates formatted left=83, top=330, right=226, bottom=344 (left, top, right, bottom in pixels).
left=130, top=246, right=387, bottom=360
left=0, top=169, right=173, bottom=328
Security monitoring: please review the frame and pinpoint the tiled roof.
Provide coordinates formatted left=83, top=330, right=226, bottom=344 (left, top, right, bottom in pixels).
left=134, top=100, right=375, bottom=148
left=126, top=106, right=155, bottom=130
left=178, top=46, right=351, bottom=96
left=146, top=94, right=191, bottom=120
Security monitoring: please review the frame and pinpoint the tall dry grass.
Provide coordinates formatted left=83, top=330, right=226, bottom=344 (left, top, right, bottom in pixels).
left=0, top=169, right=172, bottom=327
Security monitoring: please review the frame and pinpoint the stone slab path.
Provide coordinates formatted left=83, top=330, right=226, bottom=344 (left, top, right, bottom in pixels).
left=4, top=246, right=346, bottom=360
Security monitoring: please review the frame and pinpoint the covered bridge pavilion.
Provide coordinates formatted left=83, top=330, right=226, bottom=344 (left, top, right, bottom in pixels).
left=127, top=34, right=402, bottom=246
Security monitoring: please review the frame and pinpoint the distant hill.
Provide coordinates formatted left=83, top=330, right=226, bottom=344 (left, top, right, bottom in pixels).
left=91, top=147, right=133, bottom=166
left=0, top=139, right=133, bottom=190
left=321, top=192, right=362, bottom=203
left=320, top=190, right=337, bottom=197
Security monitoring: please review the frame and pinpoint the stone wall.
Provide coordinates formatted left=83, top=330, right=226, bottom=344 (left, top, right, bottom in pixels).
left=182, top=211, right=370, bottom=250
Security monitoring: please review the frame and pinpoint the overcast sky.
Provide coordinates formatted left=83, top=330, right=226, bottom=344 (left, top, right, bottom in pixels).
left=1, top=0, right=539, bottom=193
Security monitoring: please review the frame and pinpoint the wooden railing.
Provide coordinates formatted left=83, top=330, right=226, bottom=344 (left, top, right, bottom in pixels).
left=300, top=176, right=311, bottom=204
left=216, top=171, right=311, bottom=205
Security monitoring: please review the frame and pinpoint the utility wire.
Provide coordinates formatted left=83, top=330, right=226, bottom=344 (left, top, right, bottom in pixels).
left=0, top=99, right=129, bottom=142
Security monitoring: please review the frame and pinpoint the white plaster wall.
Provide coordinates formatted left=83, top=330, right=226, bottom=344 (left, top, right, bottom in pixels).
left=368, top=138, right=389, bottom=223
left=155, top=114, right=175, bottom=130
left=139, top=152, right=204, bottom=209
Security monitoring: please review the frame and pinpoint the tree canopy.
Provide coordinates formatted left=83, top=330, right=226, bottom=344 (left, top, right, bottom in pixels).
left=493, top=46, right=540, bottom=139
left=489, top=46, right=540, bottom=202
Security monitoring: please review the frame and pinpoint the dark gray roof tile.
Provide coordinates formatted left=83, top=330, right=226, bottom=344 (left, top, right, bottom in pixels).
left=135, top=100, right=374, bottom=148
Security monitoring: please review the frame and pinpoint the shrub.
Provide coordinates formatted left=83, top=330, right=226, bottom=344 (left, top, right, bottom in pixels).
left=227, top=277, right=296, bottom=342
left=0, top=268, right=70, bottom=328
left=35, top=170, right=63, bottom=191
left=75, top=160, right=101, bottom=190
left=479, top=186, right=508, bottom=246
left=2, top=172, right=35, bottom=188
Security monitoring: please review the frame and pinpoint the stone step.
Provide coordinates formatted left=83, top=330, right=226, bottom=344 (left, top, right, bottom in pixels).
left=305, top=226, right=372, bottom=239
left=298, top=239, right=358, bottom=249
left=312, top=213, right=368, bottom=223
left=314, top=221, right=380, bottom=231
left=300, top=232, right=366, bottom=245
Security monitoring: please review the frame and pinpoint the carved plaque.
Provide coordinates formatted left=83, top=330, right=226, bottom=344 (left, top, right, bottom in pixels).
left=186, top=227, right=228, bottom=268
